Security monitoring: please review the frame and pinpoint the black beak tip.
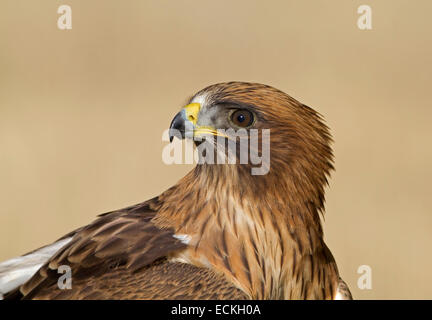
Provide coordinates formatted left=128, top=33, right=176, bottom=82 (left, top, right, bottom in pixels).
left=169, top=111, right=186, bottom=143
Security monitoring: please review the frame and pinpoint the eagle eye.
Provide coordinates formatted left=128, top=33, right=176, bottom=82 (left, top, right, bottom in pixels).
left=230, top=109, right=255, bottom=128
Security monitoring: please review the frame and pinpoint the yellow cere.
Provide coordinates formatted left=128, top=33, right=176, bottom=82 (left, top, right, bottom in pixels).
left=184, top=103, right=201, bottom=125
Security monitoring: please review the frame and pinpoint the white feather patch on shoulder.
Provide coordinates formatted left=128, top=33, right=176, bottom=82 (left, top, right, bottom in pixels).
left=172, top=234, right=192, bottom=245
left=0, top=237, right=72, bottom=299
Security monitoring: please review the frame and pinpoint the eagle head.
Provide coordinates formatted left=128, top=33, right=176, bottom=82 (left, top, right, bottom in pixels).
left=168, top=82, right=333, bottom=214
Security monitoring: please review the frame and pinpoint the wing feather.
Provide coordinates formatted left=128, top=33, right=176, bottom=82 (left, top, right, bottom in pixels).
left=16, top=199, right=191, bottom=299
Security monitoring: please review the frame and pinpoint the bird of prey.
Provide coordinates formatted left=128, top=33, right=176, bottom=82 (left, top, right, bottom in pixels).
left=0, top=82, right=352, bottom=300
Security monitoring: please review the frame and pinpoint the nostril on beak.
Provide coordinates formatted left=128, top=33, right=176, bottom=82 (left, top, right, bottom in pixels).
left=188, top=115, right=196, bottom=122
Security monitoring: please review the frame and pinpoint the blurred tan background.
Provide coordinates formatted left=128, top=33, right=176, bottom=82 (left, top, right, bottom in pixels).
left=0, top=0, right=431, bottom=299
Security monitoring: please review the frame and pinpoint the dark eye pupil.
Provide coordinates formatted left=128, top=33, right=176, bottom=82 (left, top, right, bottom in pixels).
left=230, top=109, right=254, bottom=127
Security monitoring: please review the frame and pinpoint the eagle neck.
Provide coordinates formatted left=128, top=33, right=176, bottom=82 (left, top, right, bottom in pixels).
left=155, top=164, right=339, bottom=299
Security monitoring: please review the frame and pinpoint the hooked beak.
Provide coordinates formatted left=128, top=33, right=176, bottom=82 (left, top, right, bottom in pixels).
left=169, top=110, right=186, bottom=142
left=168, top=102, right=228, bottom=142
left=168, top=103, right=201, bottom=142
